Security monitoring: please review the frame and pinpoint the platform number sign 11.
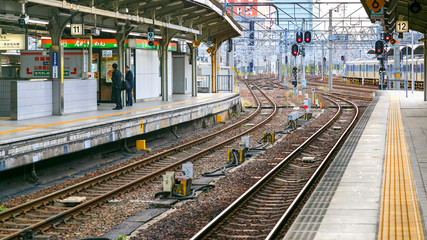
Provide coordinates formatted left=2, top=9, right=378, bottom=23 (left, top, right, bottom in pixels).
left=71, top=24, right=84, bottom=36
left=396, top=21, right=409, bottom=33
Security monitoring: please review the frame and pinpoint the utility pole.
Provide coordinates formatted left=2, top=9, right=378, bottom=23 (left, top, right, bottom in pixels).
left=284, top=29, right=288, bottom=87
left=405, top=45, right=408, bottom=97
left=301, top=20, right=306, bottom=89
left=328, top=9, right=333, bottom=90
left=393, top=44, right=400, bottom=90
left=411, top=32, right=414, bottom=92
left=322, top=43, right=325, bottom=80
left=279, top=32, right=282, bottom=83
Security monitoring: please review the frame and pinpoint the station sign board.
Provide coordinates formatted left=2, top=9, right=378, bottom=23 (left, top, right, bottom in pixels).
left=366, top=0, right=385, bottom=12
left=70, top=24, right=84, bottom=36
left=42, top=39, right=177, bottom=51
left=370, top=7, right=384, bottom=19
left=0, top=34, right=25, bottom=50
left=20, top=50, right=84, bottom=78
left=396, top=21, right=409, bottom=33
left=52, top=52, right=58, bottom=78
left=42, top=39, right=118, bottom=48
left=147, top=32, right=155, bottom=41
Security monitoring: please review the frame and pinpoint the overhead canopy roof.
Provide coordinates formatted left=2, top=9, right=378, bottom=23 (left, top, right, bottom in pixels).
left=0, top=0, right=242, bottom=43
left=361, top=0, right=427, bottom=34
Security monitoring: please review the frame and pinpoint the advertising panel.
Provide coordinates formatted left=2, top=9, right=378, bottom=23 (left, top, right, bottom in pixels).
left=20, top=50, right=84, bottom=78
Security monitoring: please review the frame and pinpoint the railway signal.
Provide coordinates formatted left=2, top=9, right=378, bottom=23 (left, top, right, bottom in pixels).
left=296, top=32, right=303, bottom=43
left=323, top=57, right=326, bottom=62
left=375, top=40, right=384, bottom=54
left=292, top=44, right=298, bottom=56
left=341, top=55, right=345, bottom=61
left=304, top=31, right=311, bottom=43
left=292, top=67, right=298, bottom=86
left=383, top=33, right=391, bottom=42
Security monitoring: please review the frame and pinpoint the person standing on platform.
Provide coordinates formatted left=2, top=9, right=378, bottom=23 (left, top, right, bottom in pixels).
left=111, top=63, right=122, bottom=110
left=125, top=65, right=134, bottom=106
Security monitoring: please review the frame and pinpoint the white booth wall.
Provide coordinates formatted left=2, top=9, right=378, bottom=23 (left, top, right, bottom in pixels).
left=172, top=54, right=192, bottom=94
left=134, top=49, right=173, bottom=100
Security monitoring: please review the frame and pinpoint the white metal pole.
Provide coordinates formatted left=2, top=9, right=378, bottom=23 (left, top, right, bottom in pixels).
left=411, top=31, right=414, bottom=92
left=328, top=9, right=333, bottom=90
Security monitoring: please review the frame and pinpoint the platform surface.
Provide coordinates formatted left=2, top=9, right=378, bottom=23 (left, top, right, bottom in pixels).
left=0, top=93, right=236, bottom=144
left=0, top=93, right=240, bottom=171
left=284, top=90, right=427, bottom=240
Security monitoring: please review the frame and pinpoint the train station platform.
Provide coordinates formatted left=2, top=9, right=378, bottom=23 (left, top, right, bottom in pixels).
left=0, top=93, right=240, bottom=172
left=284, top=90, right=427, bottom=240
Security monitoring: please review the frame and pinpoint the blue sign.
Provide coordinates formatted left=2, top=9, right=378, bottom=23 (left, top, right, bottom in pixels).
left=52, top=52, right=58, bottom=67
left=52, top=52, right=58, bottom=78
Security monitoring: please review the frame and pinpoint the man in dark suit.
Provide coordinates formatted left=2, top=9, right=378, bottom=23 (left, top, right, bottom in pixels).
left=111, top=63, right=122, bottom=110
left=125, top=65, right=134, bottom=106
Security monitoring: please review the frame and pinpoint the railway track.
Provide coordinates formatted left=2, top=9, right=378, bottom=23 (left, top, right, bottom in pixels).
left=0, top=83, right=277, bottom=240
left=305, top=76, right=377, bottom=92
left=191, top=94, right=359, bottom=240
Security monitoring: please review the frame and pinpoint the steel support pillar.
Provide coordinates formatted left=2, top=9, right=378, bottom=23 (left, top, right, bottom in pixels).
left=48, top=11, right=70, bottom=115
left=159, top=29, right=177, bottom=101
left=114, top=25, right=131, bottom=106
left=161, top=32, right=170, bottom=101
left=211, top=48, right=218, bottom=93
left=188, top=43, right=198, bottom=97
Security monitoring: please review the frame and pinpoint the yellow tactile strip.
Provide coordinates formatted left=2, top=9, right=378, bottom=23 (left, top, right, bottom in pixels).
left=0, top=94, right=220, bottom=136
left=379, top=96, right=424, bottom=240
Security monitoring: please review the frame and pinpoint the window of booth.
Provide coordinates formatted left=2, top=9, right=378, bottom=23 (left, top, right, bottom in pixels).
left=98, top=49, right=118, bottom=102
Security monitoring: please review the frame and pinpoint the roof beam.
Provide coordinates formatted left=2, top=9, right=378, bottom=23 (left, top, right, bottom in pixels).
left=27, top=0, right=200, bottom=34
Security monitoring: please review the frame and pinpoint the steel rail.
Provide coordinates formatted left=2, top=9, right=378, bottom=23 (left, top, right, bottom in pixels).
left=0, top=82, right=276, bottom=240
left=190, top=93, right=346, bottom=240
left=265, top=94, right=359, bottom=240
left=331, top=91, right=374, bottom=101
left=0, top=84, right=261, bottom=224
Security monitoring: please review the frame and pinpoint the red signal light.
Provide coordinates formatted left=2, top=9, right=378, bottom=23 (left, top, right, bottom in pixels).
left=291, top=44, right=298, bottom=56
left=304, top=31, right=311, bottom=43
left=296, top=32, right=303, bottom=43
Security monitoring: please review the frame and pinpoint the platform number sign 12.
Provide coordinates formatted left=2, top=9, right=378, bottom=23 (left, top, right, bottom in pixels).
left=71, top=24, right=84, bottom=36
left=396, top=21, right=409, bottom=33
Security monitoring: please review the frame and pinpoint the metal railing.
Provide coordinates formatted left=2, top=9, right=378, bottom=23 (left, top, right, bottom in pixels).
left=197, top=75, right=210, bottom=93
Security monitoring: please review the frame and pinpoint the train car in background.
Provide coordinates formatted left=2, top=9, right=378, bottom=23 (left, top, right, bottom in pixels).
left=345, top=57, right=425, bottom=90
